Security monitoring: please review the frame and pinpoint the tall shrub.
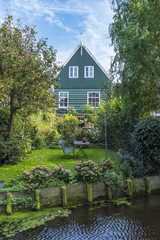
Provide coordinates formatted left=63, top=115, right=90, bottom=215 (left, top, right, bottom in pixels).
left=57, top=114, right=79, bottom=145
left=131, top=117, right=160, bottom=175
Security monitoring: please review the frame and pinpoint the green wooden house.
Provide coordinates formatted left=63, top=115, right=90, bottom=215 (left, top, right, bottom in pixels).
left=55, top=42, right=110, bottom=113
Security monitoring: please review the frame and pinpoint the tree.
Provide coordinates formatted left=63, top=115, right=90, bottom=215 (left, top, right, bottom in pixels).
left=0, top=15, right=61, bottom=139
left=109, top=0, right=160, bottom=119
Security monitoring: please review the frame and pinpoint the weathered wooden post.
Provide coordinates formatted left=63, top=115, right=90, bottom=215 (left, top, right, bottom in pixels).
left=87, top=184, right=93, bottom=205
left=62, top=186, right=67, bottom=207
left=35, top=189, right=41, bottom=211
left=107, top=185, right=112, bottom=201
left=6, top=192, right=12, bottom=215
left=127, top=179, right=132, bottom=197
left=145, top=177, right=151, bottom=195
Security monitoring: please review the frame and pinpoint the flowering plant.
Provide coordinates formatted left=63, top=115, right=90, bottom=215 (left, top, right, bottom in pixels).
left=20, top=165, right=51, bottom=190
left=52, top=164, right=72, bottom=183
left=99, top=159, right=114, bottom=175
left=74, top=160, right=100, bottom=183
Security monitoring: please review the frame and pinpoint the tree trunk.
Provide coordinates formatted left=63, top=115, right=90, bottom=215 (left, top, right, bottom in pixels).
left=7, top=94, right=16, bottom=140
left=8, top=110, right=15, bottom=140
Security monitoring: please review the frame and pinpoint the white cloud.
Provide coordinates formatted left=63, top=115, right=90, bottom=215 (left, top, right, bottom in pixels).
left=1, top=0, right=115, bottom=70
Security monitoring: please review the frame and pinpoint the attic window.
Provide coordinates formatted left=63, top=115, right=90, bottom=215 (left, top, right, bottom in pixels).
left=69, top=66, right=78, bottom=78
left=84, top=66, right=94, bottom=78
left=87, top=92, right=100, bottom=108
left=59, top=92, right=69, bottom=108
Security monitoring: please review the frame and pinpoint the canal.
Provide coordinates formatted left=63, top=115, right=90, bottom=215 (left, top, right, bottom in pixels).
left=3, top=194, right=160, bottom=239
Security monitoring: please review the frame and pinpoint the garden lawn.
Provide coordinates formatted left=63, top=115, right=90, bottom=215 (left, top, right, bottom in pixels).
left=0, top=148, right=119, bottom=187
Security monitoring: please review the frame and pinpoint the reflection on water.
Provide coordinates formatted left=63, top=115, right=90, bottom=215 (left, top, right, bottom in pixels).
left=12, top=195, right=160, bottom=239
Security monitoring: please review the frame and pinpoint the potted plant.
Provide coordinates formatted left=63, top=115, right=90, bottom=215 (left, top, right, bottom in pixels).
left=0, top=181, right=5, bottom=189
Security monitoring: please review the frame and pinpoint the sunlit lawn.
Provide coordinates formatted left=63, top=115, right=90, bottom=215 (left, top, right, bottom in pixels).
left=0, top=148, right=119, bottom=186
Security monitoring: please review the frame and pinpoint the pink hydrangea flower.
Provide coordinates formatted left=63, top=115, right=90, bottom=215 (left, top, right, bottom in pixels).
left=55, top=166, right=60, bottom=171
left=65, top=169, right=71, bottom=174
left=57, top=164, right=63, bottom=168
left=45, top=174, right=51, bottom=177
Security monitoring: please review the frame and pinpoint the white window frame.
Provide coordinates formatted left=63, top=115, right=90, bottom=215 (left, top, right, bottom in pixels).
left=87, top=92, right=100, bottom=108
left=84, top=66, right=94, bottom=78
left=69, top=66, right=79, bottom=78
left=59, top=92, right=69, bottom=108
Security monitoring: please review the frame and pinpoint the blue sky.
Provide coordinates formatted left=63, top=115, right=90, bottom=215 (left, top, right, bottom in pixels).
left=0, top=0, right=114, bottom=71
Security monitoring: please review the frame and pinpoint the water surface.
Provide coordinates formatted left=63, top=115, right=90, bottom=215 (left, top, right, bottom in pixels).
left=11, top=195, right=160, bottom=239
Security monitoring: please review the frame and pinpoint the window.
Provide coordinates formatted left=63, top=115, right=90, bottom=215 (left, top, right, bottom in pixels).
left=87, top=92, right=100, bottom=108
left=69, top=66, right=78, bottom=78
left=59, top=92, right=69, bottom=108
left=84, top=66, right=94, bottom=78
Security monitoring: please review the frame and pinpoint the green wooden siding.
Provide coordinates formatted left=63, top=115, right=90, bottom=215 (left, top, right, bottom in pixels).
left=56, top=44, right=109, bottom=113
left=58, top=45, right=109, bottom=89
left=55, top=89, right=106, bottom=112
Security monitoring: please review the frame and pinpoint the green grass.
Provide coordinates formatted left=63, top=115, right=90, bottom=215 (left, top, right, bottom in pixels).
left=0, top=148, right=119, bottom=186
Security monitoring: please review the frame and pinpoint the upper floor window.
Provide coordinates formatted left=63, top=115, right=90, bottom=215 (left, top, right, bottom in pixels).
left=59, top=92, right=69, bottom=108
left=84, top=66, right=94, bottom=78
left=87, top=92, right=100, bottom=108
left=69, top=66, right=78, bottom=78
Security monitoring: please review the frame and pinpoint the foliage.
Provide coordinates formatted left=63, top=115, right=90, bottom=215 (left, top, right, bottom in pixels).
left=103, top=171, right=121, bottom=193
left=96, top=98, right=133, bottom=150
left=130, top=117, right=160, bottom=175
left=45, top=129, right=61, bottom=149
left=0, top=183, right=28, bottom=193
left=74, top=159, right=114, bottom=183
left=31, top=133, right=46, bottom=150
left=99, top=159, right=114, bottom=176
left=0, top=107, right=10, bottom=139
left=117, top=149, right=145, bottom=178
left=19, top=165, right=52, bottom=190
left=109, top=0, right=160, bottom=118
left=0, top=137, right=28, bottom=165
left=68, top=106, right=77, bottom=116
left=0, top=207, right=71, bottom=239
left=52, top=164, right=72, bottom=184
left=57, top=114, right=79, bottom=145
left=11, top=196, right=36, bottom=208
left=74, top=160, right=101, bottom=183
left=83, top=104, right=97, bottom=114
left=0, top=15, right=61, bottom=139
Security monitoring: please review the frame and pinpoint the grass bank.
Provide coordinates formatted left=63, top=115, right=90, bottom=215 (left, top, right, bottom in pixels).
left=0, top=148, right=118, bottom=186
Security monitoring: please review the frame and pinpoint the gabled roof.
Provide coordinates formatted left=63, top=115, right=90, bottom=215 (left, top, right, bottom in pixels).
left=62, top=43, right=110, bottom=79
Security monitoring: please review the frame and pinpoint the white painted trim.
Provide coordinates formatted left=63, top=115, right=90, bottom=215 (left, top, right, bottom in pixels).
left=61, top=44, right=110, bottom=80
left=87, top=91, right=100, bottom=108
left=83, top=45, right=110, bottom=79
left=69, top=66, right=79, bottom=78
left=84, top=66, right=94, bottom=78
left=59, top=91, right=69, bottom=109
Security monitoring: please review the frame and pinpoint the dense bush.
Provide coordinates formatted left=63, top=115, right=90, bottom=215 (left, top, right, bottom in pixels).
left=0, top=137, right=28, bottom=165
left=96, top=99, right=133, bottom=150
left=117, top=149, right=145, bottom=178
left=45, top=129, right=61, bottom=149
left=0, top=107, right=10, bottom=139
left=130, top=117, right=160, bottom=175
left=57, top=114, right=79, bottom=145
left=74, top=159, right=114, bottom=183
left=20, top=165, right=52, bottom=190
left=31, top=134, right=46, bottom=150
left=52, top=164, right=72, bottom=183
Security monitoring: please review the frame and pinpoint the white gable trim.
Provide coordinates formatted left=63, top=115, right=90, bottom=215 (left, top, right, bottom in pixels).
left=63, top=44, right=81, bottom=67
left=83, top=45, right=110, bottom=79
left=61, top=44, right=110, bottom=80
